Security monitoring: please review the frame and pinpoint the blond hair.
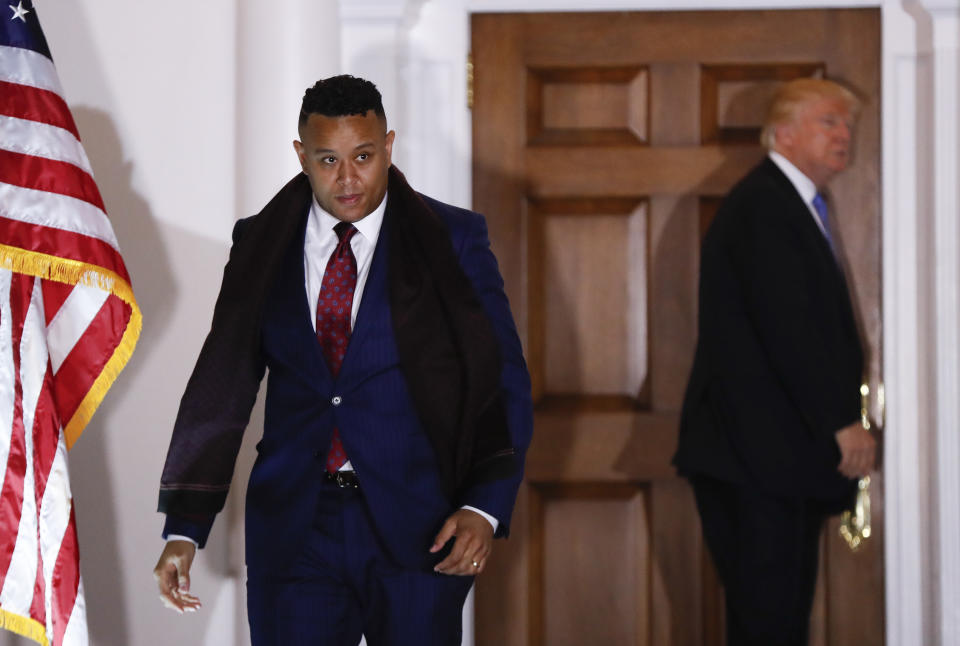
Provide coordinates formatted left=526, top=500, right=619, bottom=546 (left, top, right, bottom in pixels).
left=760, top=78, right=860, bottom=150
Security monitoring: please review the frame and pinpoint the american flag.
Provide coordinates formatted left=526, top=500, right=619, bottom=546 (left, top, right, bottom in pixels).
left=0, top=2, right=141, bottom=644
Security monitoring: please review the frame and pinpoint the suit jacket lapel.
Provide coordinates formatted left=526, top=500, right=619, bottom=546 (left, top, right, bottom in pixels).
left=762, top=159, right=860, bottom=340
left=263, top=207, right=333, bottom=387
left=763, top=159, right=849, bottom=280
left=336, top=197, right=398, bottom=390
left=762, top=159, right=833, bottom=263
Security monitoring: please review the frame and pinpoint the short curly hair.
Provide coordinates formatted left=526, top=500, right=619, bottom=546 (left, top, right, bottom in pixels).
left=298, top=75, right=386, bottom=128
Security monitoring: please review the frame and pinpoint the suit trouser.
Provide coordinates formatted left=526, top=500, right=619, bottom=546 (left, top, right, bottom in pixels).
left=691, top=476, right=828, bottom=646
left=246, top=479, right=474, bottom=646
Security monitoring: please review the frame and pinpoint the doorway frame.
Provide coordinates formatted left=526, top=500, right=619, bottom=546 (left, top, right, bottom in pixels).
left=338, top=2, right=960, bottom=644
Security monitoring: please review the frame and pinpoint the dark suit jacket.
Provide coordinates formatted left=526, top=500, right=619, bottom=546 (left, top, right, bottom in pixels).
left=674, top=158, right=862, bottom=506
left=159, top=169, right=533, bottom=572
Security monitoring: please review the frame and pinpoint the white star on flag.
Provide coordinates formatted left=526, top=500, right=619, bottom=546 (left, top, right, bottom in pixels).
left=9, top=1, right=29, bottom=22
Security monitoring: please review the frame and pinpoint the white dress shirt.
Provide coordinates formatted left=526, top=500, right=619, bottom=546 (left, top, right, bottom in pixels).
left=768, top=150, right=829, bottom=237
left=304, top=193, right=385, bottom=333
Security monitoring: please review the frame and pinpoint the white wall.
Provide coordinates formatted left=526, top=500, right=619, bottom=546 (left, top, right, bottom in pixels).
left=2, top=2, right=339, bottom=644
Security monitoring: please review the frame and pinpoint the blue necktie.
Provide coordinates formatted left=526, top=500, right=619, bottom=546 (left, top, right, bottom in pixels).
left=812, top=193, right=835, bottom=253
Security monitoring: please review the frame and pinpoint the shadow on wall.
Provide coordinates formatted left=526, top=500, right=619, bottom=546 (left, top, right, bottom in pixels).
left=70, top=105, right=251, bottom=646
left=69, top=106, right=247, bottom=646
left=69, top=106, right=172, bottom=646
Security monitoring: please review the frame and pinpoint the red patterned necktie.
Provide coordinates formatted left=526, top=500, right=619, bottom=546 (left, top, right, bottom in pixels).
left=317, top=221, right=358, bottom=473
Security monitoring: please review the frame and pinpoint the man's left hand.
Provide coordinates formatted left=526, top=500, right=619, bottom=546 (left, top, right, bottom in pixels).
left=430, top=509, right=494, bottom=576
left=835, top=421, right=876, bottom=479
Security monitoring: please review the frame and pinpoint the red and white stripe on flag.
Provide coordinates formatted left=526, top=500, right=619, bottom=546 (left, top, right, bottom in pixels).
left=1, top=2, right=141, bottom=645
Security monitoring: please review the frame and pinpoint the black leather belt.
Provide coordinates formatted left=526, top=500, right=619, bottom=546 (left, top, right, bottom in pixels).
left=325, top=470, right=360, bottom=489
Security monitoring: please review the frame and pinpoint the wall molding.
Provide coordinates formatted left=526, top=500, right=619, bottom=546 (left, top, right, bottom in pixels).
left=921, top=2, right=960, bottom=642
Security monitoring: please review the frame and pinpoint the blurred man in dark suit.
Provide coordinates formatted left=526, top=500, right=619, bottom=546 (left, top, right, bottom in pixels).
left=675, top=78, right=876, bottom=646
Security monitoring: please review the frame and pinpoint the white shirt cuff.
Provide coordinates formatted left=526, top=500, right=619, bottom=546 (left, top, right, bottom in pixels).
left=461, top=505, right=499, bottom=533
left=166, top=534, right=199, bottom=548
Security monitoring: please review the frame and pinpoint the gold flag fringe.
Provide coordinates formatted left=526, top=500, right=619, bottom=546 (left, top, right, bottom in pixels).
left=0, top=243, right=142, bottom=449
left=0, top=608, right=50, bottom=646
left=63, top=301, right=141, bottom=448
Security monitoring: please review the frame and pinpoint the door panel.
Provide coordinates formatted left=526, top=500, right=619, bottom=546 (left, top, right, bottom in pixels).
left=472, top=10, right=882, bottom=645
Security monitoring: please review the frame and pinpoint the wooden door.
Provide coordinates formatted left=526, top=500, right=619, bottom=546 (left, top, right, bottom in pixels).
left=471, top=10, right=882, bottom=646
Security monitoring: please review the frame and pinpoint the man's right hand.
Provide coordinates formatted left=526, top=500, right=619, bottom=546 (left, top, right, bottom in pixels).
left=835, top=421, right=876, bottom=479
left=153, top=540, right=201, bottom=614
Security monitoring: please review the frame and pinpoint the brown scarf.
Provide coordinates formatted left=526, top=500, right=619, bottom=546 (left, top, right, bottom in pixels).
left=159, top=166, right=513, bottom=517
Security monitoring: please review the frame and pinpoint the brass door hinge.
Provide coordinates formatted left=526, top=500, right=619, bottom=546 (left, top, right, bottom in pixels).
left=467, top=53, right=474, bottom=109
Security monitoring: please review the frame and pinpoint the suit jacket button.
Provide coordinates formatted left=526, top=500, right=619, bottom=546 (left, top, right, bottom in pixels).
left=331, top=395, right=342, bottom=406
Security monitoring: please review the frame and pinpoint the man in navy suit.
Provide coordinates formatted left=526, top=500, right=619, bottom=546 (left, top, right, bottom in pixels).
left=152, top=75, right=532, bottom=645
left=674, top=79, right=876, bottom=645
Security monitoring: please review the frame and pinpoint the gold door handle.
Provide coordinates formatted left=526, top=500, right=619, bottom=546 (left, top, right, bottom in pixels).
left=839, top=382, right=873, bottom=551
